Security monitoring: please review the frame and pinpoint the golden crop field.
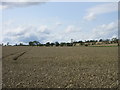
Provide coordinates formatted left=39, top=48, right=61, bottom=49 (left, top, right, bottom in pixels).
left=2, top=46, right=118, bottom=88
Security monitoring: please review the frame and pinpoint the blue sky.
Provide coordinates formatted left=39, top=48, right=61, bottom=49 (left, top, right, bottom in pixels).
left=1, top=2, right=118, bottom=45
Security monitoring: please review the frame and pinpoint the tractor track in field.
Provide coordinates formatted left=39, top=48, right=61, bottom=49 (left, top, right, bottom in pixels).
left=2, top=51, right=22, bottom=59
left=13, top=51, right=27, bottom=60
left=3, top=47, right=33, bottom=60
left=13, top=47, right=33, bottom=60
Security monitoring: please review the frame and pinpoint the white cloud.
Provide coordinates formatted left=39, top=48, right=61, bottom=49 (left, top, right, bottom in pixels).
left=83, top=12, right=96, bottom=21
left=0, top=1, right=48, bottom=10
left=2, top=21, right=82, bottom=44
left=84, top=3, right=118, bottom=21
left=3, top=20, right=15, bottom=26
left=90, top=21, right=118, bottom=39
left=2, top=24, right=51, bottom=44
left=65, top=25, right=81, bottom=33
left=38, top=25, right=50, bottom=34
left=56, top=22, right=62, bottom=26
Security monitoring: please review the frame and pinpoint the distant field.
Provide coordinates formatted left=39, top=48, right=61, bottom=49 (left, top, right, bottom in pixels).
left=90, top=44, right=118, bottom=47
left=2, top=46, right=118, bottom=88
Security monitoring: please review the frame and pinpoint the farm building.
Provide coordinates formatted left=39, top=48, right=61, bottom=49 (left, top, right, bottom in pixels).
left=95, top=42, right=103, bottom=45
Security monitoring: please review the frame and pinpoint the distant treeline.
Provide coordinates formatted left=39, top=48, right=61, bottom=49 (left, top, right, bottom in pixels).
left=1, top=38, right=119, bottom=47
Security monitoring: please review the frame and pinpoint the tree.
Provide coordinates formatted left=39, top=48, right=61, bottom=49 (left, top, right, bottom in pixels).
left=99, top=39, right=103, bottom=42
left=7, top=42, right=9, bottom=46
left=14, top=44, right=18, bottom=46
left=45, top=42, right=50, bottom=46
left=29, top=41, right=34, bottom=46
left=66, top=43, right=73, bottom=46
left=33, top=41, right=40, bottom=46
left=78, top=41, right=84, bottom=45
left=85, top=44, right=88, bottom=46
left=39, top=43, right=44, bottom=46
left=60, top=42, right=66, bottom=46
left=85, top=40, right=90, bottom=43
left=29, top=41, right=40, bottom=46
left=95, top=40, right=98, bottom=42
left=112, top=38, right=118, bottom=43
left=55, top=42, right=59, bottom=46
left=104, top=39, right=110, bottom=44
left=19, top=43, right=23, bottom=46
left=51, top=43, right=55, bottom=46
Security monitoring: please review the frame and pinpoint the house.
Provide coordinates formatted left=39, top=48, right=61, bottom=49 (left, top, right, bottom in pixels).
left=95, top=42, right=103, bottom=45
left=73, top=42, right=84, bottom=46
